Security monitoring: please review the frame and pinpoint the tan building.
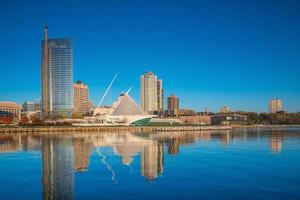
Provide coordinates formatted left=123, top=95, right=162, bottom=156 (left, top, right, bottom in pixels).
left=269, top=98, right=282, bottom=113
left=167, top=94, right=179, bottom=115
left=140, top=71, right=163, bottom=113
left=73, top=81, right=91, bottom=117
left=179, top=116, right=211, bottom=125
left=0, top=101, right=22, bottom=124
left=220, top=106, right=230, bottom=113
left=179, top=109, right=196, bottom=116
left=157, top=79, right=163, bottom=111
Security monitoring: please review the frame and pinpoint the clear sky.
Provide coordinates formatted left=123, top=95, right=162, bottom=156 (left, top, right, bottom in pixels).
left=0, top=0, right=299, bottom=112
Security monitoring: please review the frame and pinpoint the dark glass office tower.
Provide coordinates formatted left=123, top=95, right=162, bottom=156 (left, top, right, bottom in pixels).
left=41, top=25, right=73, bottom=117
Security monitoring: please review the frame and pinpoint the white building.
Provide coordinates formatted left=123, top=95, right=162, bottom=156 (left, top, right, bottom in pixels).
left=73, top=92, right=154, bottom=126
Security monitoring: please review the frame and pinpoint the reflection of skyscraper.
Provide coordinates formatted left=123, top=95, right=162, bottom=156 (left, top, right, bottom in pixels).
left=42, top=136, right=74, bottom=200
left=73, top=138, right=93, bottom=171
left=220, top=132, right=231, bottom=145
left=269, top=133, right=284, bottom=153
left=141, top=141, right=164, bottom=180
left=167, top=138, right=179, bottom=155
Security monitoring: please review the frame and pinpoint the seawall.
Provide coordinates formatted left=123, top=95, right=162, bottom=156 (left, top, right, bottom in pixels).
left=0, top=125, right=232, bottom=134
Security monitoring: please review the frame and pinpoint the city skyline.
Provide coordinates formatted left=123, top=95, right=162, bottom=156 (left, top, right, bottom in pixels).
left=0, top=0, right=300, bottom=112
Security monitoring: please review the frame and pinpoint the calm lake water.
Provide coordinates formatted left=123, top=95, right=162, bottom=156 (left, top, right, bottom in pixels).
left=0, top=128, right=300, bottom=200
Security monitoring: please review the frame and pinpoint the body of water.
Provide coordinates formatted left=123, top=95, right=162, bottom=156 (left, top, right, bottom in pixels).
left=0, top=128, right=300, bottom=199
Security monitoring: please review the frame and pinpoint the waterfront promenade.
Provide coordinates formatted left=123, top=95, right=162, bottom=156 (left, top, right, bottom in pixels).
left=1, top=124, right=299, bottom=134
left=0, top=125, right=232, bottom=134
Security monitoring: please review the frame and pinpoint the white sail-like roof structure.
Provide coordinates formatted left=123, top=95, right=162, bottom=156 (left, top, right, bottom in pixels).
left=73, top=92, right=154, bottom=126
left=111, top=93, right=148, bottom=116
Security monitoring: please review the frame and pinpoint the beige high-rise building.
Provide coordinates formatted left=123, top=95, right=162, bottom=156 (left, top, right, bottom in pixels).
left=220, top=106, right=230, bottom=113
left=269, top=98, right=282, bottom=113
left=73, top=81, right=91, bottom=116
left=167, top=94, right=179, bottom=115
left=140, top=71, right=163, bottom=113
left=157, top=79, right=163, bottom=111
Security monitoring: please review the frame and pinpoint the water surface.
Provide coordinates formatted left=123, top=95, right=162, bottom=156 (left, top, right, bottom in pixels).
left=0, top=128, right=300, bottom=200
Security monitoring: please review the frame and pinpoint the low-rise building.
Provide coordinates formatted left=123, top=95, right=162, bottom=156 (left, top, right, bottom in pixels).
left=211, top=114, right=247, bottom=125
left=0, top=102, right=22, bottom=124
left=179, top=109, right=197, bottom=116
left=179, top=116, right=211, bottom=125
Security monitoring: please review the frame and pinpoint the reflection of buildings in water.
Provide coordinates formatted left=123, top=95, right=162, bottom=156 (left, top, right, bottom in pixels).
left=21, top=135, right=42, bottom=151
left=167, top=138, right=179, bottom=155
left=151, top=131, right=213, bottom=155
left=73, top=138, right=93, bottom=171
left=92, top=132, right=165, bottom=180
left=220, top=132, right=231, bottom=145
left=269, top=132, right=284, bottom=153
left=42, top=136, right=74, bottom=200
left=0, top=135, right=21, bottom=153
left=141, top=140, right=164, bottom=180
left=113, top=144, right=141, bottom=165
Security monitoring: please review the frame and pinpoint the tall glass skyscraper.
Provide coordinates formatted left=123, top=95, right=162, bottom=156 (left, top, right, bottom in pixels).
left=41, top=25, right=73, bottom=117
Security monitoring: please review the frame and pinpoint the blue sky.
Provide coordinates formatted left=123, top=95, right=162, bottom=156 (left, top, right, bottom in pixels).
left=0, top=0, right=299, bottom=112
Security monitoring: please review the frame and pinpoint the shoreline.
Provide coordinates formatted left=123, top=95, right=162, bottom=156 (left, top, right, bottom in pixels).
left=0, top=124, right=299, bottom=134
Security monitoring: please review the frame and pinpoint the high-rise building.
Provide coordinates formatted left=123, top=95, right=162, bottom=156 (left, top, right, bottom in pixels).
left=41, top=25, right=73, bottom=117
left=157, top=79, right=163, bottom=111
left=167, top=94, right=179, bottom=115
left=140, top=71, right=163, bottom=113
left=73, top=81, right=90, bottom=117
left=220, top=106, right=230, bottom=113
left=269, top=98, right=282, bottom=113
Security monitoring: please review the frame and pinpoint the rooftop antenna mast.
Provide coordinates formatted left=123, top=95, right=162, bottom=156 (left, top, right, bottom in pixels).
left=94, top=73, right=118, bottom=114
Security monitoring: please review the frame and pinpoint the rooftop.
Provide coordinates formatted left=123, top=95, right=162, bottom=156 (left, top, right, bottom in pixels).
left=0, top=102, right=22, bottom=109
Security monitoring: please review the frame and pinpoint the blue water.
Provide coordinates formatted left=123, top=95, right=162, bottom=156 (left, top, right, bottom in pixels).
left=0, top=128, right=300, bottom=200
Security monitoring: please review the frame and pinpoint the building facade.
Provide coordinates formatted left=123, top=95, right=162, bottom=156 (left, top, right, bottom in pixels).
left=23, top=102, right=40, bottom=112
left=179, top=116, right=211, bottom=125
left=140, top=71, right=163, bottom=113
left=269, top=98, right=282, bottom=113
left=0, top=102, right=22, bottom=124
left=157, top=79, right=163, bottom=111
left=211, top=114, right=247, bottom=125
left=167, top=94, right=179, bottom=116
left=179, top=109, right=197, bottom=116
left=41, top=25, right=73, bottom=117
left=73, top=81, right=90, bottom=117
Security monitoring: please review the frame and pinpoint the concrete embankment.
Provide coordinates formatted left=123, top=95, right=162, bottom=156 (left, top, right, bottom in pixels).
left=0, top=125, right=232, bottom=134
left=232, top=124, right=300, bottom=129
